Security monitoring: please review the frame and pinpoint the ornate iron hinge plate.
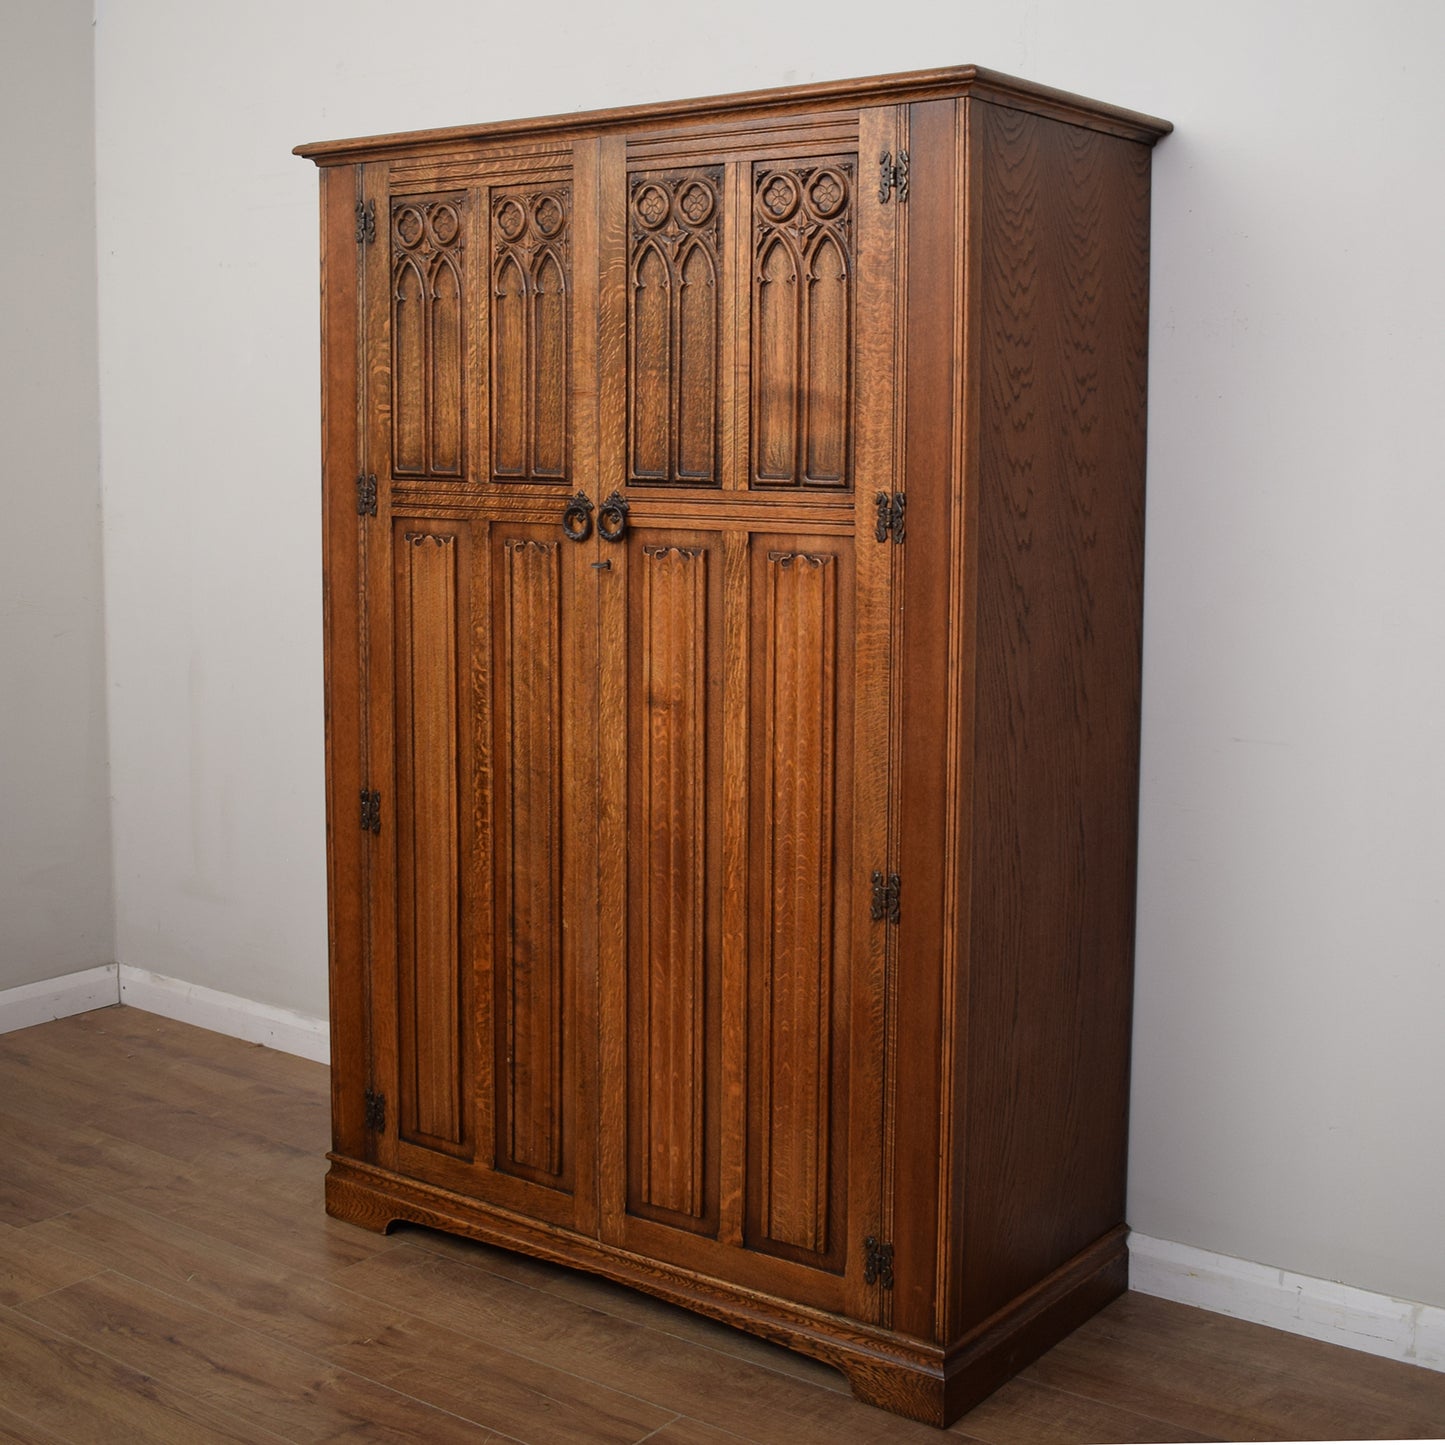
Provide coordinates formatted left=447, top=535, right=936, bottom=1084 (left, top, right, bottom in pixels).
left=360, top=789, right=382, bottom=834
left=364, top=1088, right=386, bottom=1132
left=356, top=473, right=378, bottom=517
left=874, top=491, right=906, bottom=544
left=871, top=870, right=901, bottom=925
left=864, top=1235, right=895, bottom=1289
left=878, top=150, right=910, bottom=205
left=355, top=199, right=377, bottom=245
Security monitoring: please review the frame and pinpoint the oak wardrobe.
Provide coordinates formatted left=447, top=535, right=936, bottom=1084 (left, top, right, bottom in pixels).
left=297, top=65, right=1170, bottom=1426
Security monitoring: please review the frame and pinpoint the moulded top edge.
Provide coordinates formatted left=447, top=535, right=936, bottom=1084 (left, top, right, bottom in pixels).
left=293, top=64, right=1172, bottom=165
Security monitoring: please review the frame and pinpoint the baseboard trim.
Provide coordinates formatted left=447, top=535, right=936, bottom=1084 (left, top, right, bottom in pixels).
left=1129, top=1233, right=1445, bottom=1373
left=0, top=964, right=120, bottom=1034
left=118, top=965, right=330, bottom=1064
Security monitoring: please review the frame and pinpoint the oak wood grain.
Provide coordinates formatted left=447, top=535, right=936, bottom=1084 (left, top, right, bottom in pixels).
left=302, top=68, right=1173, bottom=1427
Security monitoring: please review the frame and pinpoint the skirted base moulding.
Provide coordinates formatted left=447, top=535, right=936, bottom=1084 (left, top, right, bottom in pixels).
left=325, top=1156, right=1129, bottom=1428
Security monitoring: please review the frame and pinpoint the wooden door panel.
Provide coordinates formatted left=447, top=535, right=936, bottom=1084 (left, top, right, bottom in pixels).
left=750, top=158, right=856, bottom=489
left=623, top=535, right=722, bottom=1234
left=490, top=183, right=573, bottom=483
left=490, top=526, right=571, bottom=1188
left=747, top=539, right=851, bottom=1270
left=390, top=195, right=468, bottom=480
left=393, top=522, right=472, bottom=1156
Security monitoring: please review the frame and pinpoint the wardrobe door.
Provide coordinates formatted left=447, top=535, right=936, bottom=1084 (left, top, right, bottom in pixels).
left=359, top=153, right=601, bottom=1235
left=594, top=108, right=903, bottom=1320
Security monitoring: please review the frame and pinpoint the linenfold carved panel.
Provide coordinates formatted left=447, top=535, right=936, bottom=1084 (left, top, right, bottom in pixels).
left=628, top=169, right=723, bottom=487
left=392, top=199, right=466, bottom=479
left=491, top=185, right=572, bottom=483
left=629, top=545, right=712, bottom=1226
left=751, top=160, right=855, bottom=488
left=394, top=528, right=467, bottom=1153
left=754, top=550, right=838, bottom=1255
left=495, top=537, right=567, bottom=1182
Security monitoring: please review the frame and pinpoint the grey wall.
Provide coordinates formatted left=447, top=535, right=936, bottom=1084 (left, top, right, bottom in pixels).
left=85, top=0, right=1445, bottom=1314
left=0, top=0, right=112, bottom=989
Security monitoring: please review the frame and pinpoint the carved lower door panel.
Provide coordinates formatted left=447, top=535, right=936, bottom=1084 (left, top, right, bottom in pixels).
left=370, top=512, right=598, bottom=1234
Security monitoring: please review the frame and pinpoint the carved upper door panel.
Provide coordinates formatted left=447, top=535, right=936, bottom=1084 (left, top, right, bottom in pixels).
left=620, top=127, right=859, bottom=495
left=751, top=159, right=855, bottom=489
left=628, top=169, right=723, bottom=487
left=371, top=157, right=574, bottom=495
left=391, top=196, right=467, bottom=480
left=490, top=183, right=572, bottom=484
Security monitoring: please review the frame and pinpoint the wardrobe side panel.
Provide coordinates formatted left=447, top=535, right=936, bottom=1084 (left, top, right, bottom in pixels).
left=958, top=99, right=1152, bottom=1332
left=889, top=96, right=963, bottom=1344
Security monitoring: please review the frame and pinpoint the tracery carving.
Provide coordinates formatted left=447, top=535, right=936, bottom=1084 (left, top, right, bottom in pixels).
left=491, top=185, right=572, bottom=482
left=751, top=160, right=855, bottom=488
left=391, top=197, right=467, bottom=478
left=628, top=168, right=723, bottom=486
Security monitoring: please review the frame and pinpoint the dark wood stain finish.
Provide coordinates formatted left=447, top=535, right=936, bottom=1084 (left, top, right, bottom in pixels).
left=299, top=66, right=1172, bottom=1426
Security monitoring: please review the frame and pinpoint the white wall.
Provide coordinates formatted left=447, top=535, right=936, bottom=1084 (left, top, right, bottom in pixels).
left=0, top=0, right=112, bottom=990
left=90, top=0, right=1445, bottom=1313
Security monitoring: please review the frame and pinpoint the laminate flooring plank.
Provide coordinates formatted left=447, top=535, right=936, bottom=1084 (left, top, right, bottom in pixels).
left=334, top=1243, right=942, bottom=1444
left=1030, top=1293, right=1445, bottom=1440
left=402, top=1226, right=852, bottom=1394
left=55, top=1009, right=325, bottom=1096
left=20, top=1199, right=675, bottom=1445
left=19, top=1271, right=510, bottom=1444
left=0, top=1221, right=104, bottom=1309
left=1, top=1013, right=327, bottom=1160
left=949, top=1374, right=1216, bottom=1443
left=0, top=1402, right=69, bottom=1444
left=0, top=1305, right=276, bottom=1444
left=7, top=1013, right=1445, bottom=1444
left=113, top=1140, right=398, bottom=1276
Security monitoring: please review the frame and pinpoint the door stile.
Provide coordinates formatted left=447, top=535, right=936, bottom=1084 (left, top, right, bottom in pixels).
left=566, top=136, right=604, bottom=1232
left=595, top=133, right=631, bottom=1243
left=321, top=161, right=369, bottom=1163
left=844, top=103, right=904, bottom=1325
left=360, top=159, right=401, bottom=1176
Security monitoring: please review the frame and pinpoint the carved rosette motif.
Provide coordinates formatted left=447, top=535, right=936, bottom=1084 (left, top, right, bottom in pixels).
left=392, top=198, right=467, bottom=479
left=628, top=168, right=723, bottom=486
left=751, top=160, right=855, bottom=488
left=491, top=186, right=572, bottom=482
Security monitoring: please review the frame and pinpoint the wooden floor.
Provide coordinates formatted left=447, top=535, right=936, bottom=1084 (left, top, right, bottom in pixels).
left=0, top=1009, right=1441, bottom=1444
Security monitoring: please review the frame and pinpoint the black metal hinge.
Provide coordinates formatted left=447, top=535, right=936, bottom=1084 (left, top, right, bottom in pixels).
left=355, top=199, right=377, bottom=245
left=878, top=150, right=910, bottom=204
left=360, top=789, right=381, bottom=834
left=364, top=1088, right=386, bottom=1132
left=871, top=870, right=901, bottom=925
left=864, top=1235, right=895, bottom=1289
left=874, top=491, right=906, bottom=544
left=356, top=473, right=377, bottom=516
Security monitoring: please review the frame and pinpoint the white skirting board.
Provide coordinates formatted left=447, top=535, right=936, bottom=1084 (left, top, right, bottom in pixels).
left=1129, top=1232, right=1445, bottom=1373
left=117, top=965, right=330, bottom=1064
left=0, top=962, right=329, bottom=1064
left=0, top=963, right=119, bottom=1034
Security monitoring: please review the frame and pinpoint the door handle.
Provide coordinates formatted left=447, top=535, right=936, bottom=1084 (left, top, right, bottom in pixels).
left=561, top=491, right=594, bottom=542
left=597, top=492, right=630, bottom=543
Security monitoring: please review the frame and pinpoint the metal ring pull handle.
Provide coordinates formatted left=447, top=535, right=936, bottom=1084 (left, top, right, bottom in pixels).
left=561, top=491, right=594, bottom=542
left=597, top=491, right=630, bottom=543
